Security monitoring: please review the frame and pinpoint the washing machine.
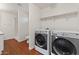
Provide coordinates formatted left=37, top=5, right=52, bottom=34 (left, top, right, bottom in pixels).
left=51, top=31, right=79, bottom=55
left=35, top=30, right=51, bottom=55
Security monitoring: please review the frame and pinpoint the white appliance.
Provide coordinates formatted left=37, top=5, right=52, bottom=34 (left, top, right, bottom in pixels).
left=51, top=31, right=79, bottom=55
left=35, top=29, right=51, bottom=55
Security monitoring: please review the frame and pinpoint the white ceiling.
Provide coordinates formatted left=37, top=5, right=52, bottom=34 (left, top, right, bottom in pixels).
left=0, top=3, right=29, bottom=14
left=0, top=3, right=18, bottom=13
left=34, top=3, right=56, bottom=9
left=0, top=3, right=56, bottom=14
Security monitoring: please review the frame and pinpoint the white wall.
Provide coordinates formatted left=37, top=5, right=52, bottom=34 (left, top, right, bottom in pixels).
left=0, top=11, right=17, bottom=39
left=40, top=18, right=54, bottom=30
left=29, top=3, right=41, bottom=49
left=0, top=3, right=18, bottom=14
left=0, top=3, right=19, bottom=40
left=0, top=35, right=5, bottom=54
left=54, top=13, right=79, bottom=31
left=40, top=3, right=79, bottom=32
left=41, top=3, right=79, bottom=18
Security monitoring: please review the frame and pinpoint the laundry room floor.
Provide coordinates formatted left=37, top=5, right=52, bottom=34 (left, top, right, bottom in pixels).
left=2, top=39, right=42, bottom=55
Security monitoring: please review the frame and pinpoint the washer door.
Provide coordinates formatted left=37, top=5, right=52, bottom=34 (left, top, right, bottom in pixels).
left=52, top=38, right=77, bottom=55
left=35, top=34, right=47, bottom=50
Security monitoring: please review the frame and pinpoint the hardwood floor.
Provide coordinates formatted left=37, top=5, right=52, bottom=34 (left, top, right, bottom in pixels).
left=2, top=39, right=42, bottom=55
left=29, top=49, right=42, bottom=55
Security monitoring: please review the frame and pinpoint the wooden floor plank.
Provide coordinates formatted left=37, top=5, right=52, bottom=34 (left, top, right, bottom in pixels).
left=2, top=39, right=41, bottom=55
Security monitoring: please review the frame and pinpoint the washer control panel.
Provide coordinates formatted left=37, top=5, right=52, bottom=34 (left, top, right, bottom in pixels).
left=35, top=30, right=50, bottom=34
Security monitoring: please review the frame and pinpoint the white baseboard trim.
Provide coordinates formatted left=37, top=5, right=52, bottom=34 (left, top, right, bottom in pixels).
left=18, top=39, right=28, bottom=42
left=27, top=40, right=29, bottom=43
left=14, top=36, right=27, bottom=42
left=29, top=47, right=34, bottom=50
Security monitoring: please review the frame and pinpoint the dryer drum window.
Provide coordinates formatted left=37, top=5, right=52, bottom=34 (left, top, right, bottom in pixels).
left=52, top=38, right=77, bottom=55
left=35, top=34, right=47, bottom=48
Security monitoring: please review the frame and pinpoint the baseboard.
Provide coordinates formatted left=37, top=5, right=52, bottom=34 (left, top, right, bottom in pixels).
left=27, top=40, right=29, bottom=43
left=17, top=39, right=24, bottom=42
left=29, top=47, right=34, bottom=50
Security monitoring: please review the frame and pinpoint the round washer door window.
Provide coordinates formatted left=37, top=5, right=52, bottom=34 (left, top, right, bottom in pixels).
left=35, top=34, right=46, bottom=48
left=52, top=38, right=77, bottom=55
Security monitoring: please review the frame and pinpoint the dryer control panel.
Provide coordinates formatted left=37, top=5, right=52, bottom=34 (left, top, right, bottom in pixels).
left=63, top=33, right=79, bottom=39
left=53, top=32, right=79, bottom=39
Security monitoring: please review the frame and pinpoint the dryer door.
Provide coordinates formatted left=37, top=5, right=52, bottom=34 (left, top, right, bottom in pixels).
left=52, top=37, right=77, bottom=55
left=35, top=34, right=47, bottom=50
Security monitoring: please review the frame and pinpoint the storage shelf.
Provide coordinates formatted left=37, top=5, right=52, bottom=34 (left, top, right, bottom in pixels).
left=40, top=11, right=78, bottom=20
